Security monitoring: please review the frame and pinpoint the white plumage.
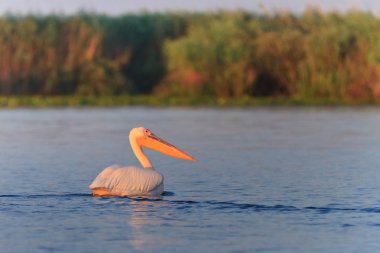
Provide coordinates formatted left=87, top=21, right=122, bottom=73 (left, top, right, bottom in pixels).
left=89, top=165, right=164, bottom=198
left=89, top=127, right=195, bottom=198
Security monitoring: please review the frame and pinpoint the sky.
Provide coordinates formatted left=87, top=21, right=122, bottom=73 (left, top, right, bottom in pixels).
left=0, top=0, right=379, bottom=15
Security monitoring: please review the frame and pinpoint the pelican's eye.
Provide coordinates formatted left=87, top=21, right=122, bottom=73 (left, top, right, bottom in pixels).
left=144, top=129, right=151, bottom=135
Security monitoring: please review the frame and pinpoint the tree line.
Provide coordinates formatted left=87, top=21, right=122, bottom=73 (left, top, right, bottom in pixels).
left=1, top=10, right=380, bottom=100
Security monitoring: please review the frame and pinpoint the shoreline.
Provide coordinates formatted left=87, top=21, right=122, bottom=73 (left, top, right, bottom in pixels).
left=0, top=95, right=378, bottom=108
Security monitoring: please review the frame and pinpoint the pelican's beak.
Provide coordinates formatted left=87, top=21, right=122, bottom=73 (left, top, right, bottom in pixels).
left=141, top=132, right=196, bottom=162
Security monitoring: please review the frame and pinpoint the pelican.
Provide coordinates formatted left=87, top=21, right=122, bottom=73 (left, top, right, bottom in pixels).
left=89, top=127, right=196, bottom=198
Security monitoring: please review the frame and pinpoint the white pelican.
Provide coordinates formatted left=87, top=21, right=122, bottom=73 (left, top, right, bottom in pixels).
left=89, top=127, right=196, bottom=198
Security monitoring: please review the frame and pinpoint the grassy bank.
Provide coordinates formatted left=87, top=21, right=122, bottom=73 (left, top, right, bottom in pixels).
left=0, top=95, right=378, bottom=108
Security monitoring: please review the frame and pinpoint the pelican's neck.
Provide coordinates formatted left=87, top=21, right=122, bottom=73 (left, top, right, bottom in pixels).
left=130, top=136, right=153, bottom=169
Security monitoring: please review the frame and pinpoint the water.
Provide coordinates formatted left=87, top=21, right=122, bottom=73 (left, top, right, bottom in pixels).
left=1, top=107, right=380, bottom=252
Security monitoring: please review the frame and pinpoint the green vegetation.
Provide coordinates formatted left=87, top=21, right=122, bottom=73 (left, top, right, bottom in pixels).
left=1, top=10, right=380, bottom=106
left=0, top=95, right=377, bottom=107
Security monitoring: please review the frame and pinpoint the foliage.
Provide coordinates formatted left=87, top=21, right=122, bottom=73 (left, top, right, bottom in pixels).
left=0, top=13, right=185, bottom=95
left=1, top=10, right=380, bottom=102
left=159, top=10, right=380, bottom=100
left=158, top=12, right=254, bottom=98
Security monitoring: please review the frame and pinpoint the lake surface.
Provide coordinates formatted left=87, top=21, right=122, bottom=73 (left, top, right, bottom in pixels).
left=1, top=107, right=380, bottom=252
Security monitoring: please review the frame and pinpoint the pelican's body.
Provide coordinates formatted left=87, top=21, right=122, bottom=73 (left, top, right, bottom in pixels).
left=89, top=127, right=195, bottom=198
left=89, top=165, right=163, bottom=198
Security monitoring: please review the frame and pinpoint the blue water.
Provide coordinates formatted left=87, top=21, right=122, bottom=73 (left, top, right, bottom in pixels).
left=1, top=107, right=380, bottom=252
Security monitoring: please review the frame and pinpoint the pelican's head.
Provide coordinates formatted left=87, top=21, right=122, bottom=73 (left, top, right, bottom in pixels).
left=129, top=127, right=196, bottom=162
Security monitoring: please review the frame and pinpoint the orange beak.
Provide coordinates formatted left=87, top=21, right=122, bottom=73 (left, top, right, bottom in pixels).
left=140, top=132, right=196, bottom=162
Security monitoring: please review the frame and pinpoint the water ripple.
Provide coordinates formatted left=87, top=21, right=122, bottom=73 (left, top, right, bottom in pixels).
left=167, top=200, right=380, bottom=214
left=2, top=194, right=380, bottom=214
left=0, top=193, right=92, bottom=199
